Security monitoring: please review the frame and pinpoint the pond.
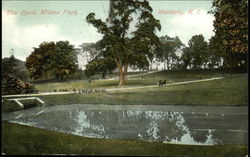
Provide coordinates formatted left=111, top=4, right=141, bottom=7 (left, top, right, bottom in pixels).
left=2, top=104, right=248, bottom=145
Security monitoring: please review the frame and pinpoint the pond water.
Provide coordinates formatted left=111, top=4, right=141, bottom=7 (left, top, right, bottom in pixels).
left=2, top=104, right=248, bottom=145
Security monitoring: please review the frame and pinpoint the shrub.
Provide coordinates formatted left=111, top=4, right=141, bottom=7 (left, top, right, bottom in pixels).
left=2, top=75, right=37, bottom=95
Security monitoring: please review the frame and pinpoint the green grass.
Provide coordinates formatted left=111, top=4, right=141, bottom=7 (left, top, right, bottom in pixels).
left=33, top=69, right=231, bottom=92
left=32, top=74, right=248, bottom=106
left=3, top=71, right=248, bottom=112
left=110, top=74, right=248, bottom=105
left=34, top=79, right=119, bottom=92
left=2, top=121, right=247, bottom=156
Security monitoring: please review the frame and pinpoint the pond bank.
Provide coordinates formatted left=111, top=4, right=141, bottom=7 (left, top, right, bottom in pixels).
left=2, top=121, right=247, bottom=156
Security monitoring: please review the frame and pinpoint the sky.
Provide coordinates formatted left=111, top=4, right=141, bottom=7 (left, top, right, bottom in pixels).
left=2, top=0, right=215, bottom=61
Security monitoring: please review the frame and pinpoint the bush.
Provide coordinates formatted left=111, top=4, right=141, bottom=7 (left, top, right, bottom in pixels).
left=2, top=75, right=37, bottom=95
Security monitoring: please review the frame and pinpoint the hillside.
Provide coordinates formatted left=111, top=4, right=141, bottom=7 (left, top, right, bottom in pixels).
left=2, top=57, right=26, bottom=71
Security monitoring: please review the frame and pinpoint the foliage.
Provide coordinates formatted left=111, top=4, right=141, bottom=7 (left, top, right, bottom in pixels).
left=1, top=55, right=33, bottom=95
left=180, top=47, right=192, bottom=69
left=25, top=42, right=56, bottom=80
left=158, top=35, right=184, bottom=70
left=50, top=41, right=78, bottom=79
left=86, top=0, right=161, bottom=85
left=82, top=41, right=117, bottom=79
left=209, top=0, right=248, bottom=70
left=26, top=41, right=78, bottom=80
left=2, top=55, right=29, bottom=81
left=2, top=75, right=37, bottom=95
left=85, top=57, right=116, bottom=79
left=206, top=38, right=222, bottom=69
left=181, top=34, right=219, bottom=69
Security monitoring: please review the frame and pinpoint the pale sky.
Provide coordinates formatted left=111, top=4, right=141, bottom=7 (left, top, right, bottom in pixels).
left=2, top=0, right=215, bottom=61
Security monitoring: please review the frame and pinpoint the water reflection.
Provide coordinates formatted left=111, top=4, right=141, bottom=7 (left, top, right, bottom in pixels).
left=9, top=107, right=248, bottom=145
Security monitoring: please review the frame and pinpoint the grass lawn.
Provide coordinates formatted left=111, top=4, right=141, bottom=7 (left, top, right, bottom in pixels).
left=31, top=73, right=248, bottom=106
left=33, top=69, right=231, bottom=92
left=2, top=72, right=247, bottom=113
left=2, top=121, right=247, bottom=156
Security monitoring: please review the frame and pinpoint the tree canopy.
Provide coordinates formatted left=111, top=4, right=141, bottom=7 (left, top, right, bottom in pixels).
left=158, top=35, right=184, bottom=70
left=2, top=55, right=35, bottom=95
left=26, top=41, right=78, bottom=80
left=180, top=34, right=209, bottom=69
left=209, top=0, right=248, bottom=70
left=2, top=55, right=29, bottom=81
left=86, top=0, right=161, bottom=85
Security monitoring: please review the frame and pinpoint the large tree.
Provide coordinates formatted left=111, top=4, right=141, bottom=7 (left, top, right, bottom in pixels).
left=209, top=0, right=248, bottom=71
left=26, top=42, right=55, bottom=80
left=180, top=47, right=192, bottom=69
left=158, top=35, right=183, bottom=70
left=86, top=0, right=161, bottom=86
left=50, top=41, right=78, bottom=79
left=180, top=34, right=209, bottom=69
left=26, top=41, right=78, bottom=80
left=85, top=57, right=116, bottom=79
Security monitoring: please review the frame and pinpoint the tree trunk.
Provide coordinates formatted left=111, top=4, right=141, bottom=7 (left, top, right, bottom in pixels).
left=118, top=69, right=126, bottom=86
left=115, top=58, right=127, bottom=86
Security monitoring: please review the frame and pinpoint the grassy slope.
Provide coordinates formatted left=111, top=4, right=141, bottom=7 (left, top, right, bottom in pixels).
left=33, top=70, right=230, bottom=92
left=2, top=122, right=247, bottom=156
left=35, top=74, right=248, bottom=106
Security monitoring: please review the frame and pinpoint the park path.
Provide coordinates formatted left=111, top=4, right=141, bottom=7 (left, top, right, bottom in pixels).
left=106, top=77, right=225, bottom=91
left=2, top=76, right=225, bottom=98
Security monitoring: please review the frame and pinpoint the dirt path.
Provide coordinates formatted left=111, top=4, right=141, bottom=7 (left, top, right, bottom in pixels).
left=106, top=77, right=225, bottom=91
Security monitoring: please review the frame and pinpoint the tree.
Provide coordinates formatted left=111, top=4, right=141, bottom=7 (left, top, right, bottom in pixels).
left=180, top=47, right=192, bottom=69
left=85, top=57, right=116, bottom=79
left=26, top=41, right=78, bottom=80
left=86, top=0, right=161, bottom=86
left=26, top=42, right=55, bottom=80
left=158, top=35, right=183, bottom=70
left=206, top=37, right=223, bottom=69
left=2, top=75, right=37, bottom=95
left=2, top=55, right=35, bottom=95
left=2, top=55, right=18, bottom=78
left=180, top=34, right=209, bottom=69
left=209, top=0, right=248, bottom=72
left=2, top=55, right=29, bottom=81
left=50, top=41, right=78, bottom=79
